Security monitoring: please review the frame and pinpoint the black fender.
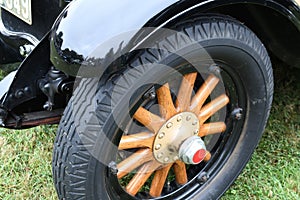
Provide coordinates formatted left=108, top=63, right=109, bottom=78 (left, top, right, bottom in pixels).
left=0, top=35, right=51, bottom=121
left=50, top=0, right=300, bottom=77
left=0, top=34, right=68, bottom=128
left=50, top=0, right=180, bottom=77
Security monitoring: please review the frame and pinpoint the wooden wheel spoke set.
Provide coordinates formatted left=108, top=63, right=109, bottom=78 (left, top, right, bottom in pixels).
left=117, top=73, right=229, bottom=197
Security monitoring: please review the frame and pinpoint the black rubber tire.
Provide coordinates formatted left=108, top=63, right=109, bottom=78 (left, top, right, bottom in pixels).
left=52, top=15, right=273, bottom=200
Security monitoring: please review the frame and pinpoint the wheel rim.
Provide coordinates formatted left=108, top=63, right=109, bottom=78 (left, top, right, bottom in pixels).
left=116, top=68, right=233, bottom=198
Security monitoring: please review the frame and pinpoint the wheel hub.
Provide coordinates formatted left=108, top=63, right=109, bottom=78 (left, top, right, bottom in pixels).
left=178, top=136, right=207, bottom=164
left=153, top=112, right=206, bottom=164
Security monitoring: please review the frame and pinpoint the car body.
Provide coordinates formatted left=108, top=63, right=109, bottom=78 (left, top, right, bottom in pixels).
left=0, top=0, right=299, bottom=199
left=0, top=0, right=299, bottom=129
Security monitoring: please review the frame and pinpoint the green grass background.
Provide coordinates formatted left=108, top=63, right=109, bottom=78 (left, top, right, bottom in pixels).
left=0, top=61, right=299, bottom=199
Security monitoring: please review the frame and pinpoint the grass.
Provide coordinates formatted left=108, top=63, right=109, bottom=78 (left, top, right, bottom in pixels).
left=0, top=60, right=299, bottom=199
left=0, top=126, right=57, bottom=199
left=223, top=62, right=300, bottom=199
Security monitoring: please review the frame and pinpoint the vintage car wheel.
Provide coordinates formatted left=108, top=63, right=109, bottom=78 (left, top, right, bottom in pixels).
left=53, top=15, right=273, bottom=199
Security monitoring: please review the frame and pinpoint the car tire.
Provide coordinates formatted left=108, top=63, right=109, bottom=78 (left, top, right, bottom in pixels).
left=52, top=15, right=273, bottom=200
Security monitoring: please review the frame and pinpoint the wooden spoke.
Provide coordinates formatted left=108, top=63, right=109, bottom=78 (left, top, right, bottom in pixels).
left=118, top=73, right=226, bottom=197
left=117, top=149, right=153, bottom=179
left=173, top=161, right=188, bottom=185
left=133, top=107, right=165, bottom=133
left=199, top=94, right=229, bottom=125
left=126, top=160, right=161, bottom=196
left=149, top=164, right=173, bottom=197
left=176, top=73, right=197, bottom=111
left=119, top=132, right=155, bottom=150
left=156, top=83, right=177, bottom=119
left=199, top=122, right=227, bottom=137
left=203, top=151, right=212, bottom=162
left=190, top=75, right=220, bottom=115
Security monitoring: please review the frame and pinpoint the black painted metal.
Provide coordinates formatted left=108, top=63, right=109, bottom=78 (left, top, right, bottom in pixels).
left=39, top=67, right=72, bottom=111
left=0, top=34, right=71, bottom=128
left=0, top=0, right=299, bottom=128
left=1, top=35, right=52, bottom=111
left=1, top=0, right=64, bottom=40
left=0, top=0, right=65, bottom=64
left=5, top=109, right=63, bottom=129
left=0, top=38, right=22, bottom=64
left=50, top=0, right=300, bottom=77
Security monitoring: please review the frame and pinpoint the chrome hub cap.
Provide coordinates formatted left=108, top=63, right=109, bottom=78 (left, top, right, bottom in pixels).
left=153, top=112, right=205, bottom=164
left=179, top=136, right=207, bottom=164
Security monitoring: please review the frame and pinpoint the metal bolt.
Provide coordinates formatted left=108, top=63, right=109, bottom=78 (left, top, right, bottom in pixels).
left=155, top=144, right=162, bottom=150
left=186, top=116, right=191, bottom=121
left=231, top=108, right=243, bottom=120
left=63, top=85, right=70, bottom=92
left=177, top=116, right=182, bottom=122
left=194, top=129, right=199, bottom=135
left=149, top=92, right=156, bottom=100
left=192, top=120, right=198, bottom=125
left=15, top=90, right=24, bottom=99
left=166, top=122, right=173, bottom=128
left=208, top=64, right=221, bottom=75
left=157, top=153, right=163, bottom=159
left=235, top=113, right=242, bottom=120
left=108, top=161, right=118, bottom=175
left=143, top=89, right=156, bottom=100
left=43, top=101, right=53, bottom=111
left=158, top=132, right=165, bottom=139
left=19, top=44, right=34, bottom=57
left=197, top=172, right=209, bottom=184
left=164, top=157, right=170, bottom=162
left=24, top=87, right=31, bottom=95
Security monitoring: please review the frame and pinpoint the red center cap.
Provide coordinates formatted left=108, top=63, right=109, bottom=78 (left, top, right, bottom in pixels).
left=192, top=149, right=206, bottom=164
left=179, top=136, right=207, bottom=165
